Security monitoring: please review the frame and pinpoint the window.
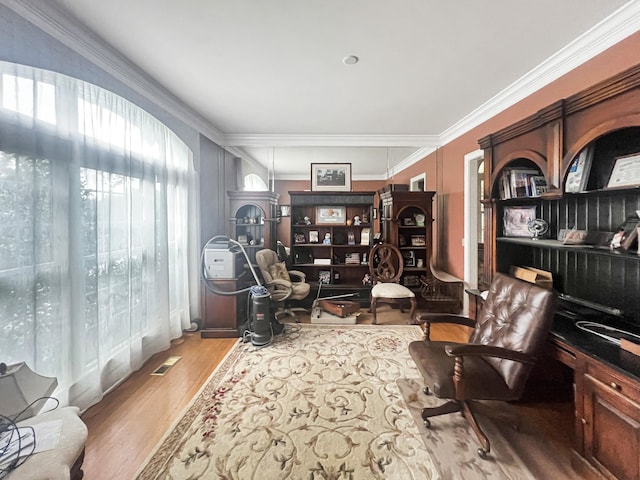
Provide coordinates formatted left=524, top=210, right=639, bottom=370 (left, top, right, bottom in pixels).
left=0, top=61, right=193, bottom=410
left=244, top=173, right=268, bottom=191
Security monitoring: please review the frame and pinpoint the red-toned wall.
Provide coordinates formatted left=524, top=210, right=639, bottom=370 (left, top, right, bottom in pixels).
left=275, top=179, right=385, bottom=243
left=393, top=30, right=640, bottom=280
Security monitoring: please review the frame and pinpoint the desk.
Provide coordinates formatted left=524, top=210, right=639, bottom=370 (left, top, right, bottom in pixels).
left=551, top=314, right=640, bottom=480
left=466, top=288, right=640, bottom=479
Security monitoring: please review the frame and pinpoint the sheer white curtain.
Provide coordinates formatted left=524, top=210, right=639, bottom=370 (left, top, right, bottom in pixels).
left=0, top=61, right=193, bottom=411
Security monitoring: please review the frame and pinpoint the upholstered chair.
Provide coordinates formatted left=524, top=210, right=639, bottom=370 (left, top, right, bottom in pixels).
left=255, top=248, right=310, bottom=321
left=408, top=272, right=556, bottom=458
left=368, top=243, right=417, bottom=324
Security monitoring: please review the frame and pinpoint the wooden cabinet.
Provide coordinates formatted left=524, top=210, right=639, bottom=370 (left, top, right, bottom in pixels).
left=552, top=337, right=640, bottom=480
left=380, top=189, right=462, bottom=313
left=200, top=191, right=278, bottom=338
left=227, top=191, right=279, bottom=265
left=289, top=191, right=374, bottom=305
left=380, top=190, right=434, bottom=287
left=481, top=63, right=640, bottom=479
left=582, top=363, right=640, bottom=480
left=200, top=275, right=249, bottom=338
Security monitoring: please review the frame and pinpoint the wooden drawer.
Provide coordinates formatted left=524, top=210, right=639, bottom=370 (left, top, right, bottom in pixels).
left=585, top=361, right=640, bottom=406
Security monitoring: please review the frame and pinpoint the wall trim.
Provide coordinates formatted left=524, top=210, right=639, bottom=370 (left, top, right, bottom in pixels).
left=463, top=149, right=484, bottom=314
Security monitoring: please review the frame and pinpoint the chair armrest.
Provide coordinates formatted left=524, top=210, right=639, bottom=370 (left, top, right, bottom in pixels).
left=287, top=270, right=306, bottom=281
left=268, top=279, right=294, bottom=290
left=415, top=313, right=476, bottom=328
left=444, top=344, right=536, bottom=365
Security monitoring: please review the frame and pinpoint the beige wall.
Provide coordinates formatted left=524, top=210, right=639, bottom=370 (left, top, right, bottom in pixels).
left=393, top=30, right=640, bottom=280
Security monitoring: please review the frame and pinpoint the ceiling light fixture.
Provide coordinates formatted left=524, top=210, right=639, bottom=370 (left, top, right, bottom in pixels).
left=342, top=55, right=359, bottom=65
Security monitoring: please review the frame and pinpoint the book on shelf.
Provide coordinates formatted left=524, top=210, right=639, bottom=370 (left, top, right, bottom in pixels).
left=499, top=168, right=544, bottom=199
left=529, top=175, right=547, bottom=197
left=565, top=146, right=594, bottom=193
left=509, top=168, right=539, bottom=198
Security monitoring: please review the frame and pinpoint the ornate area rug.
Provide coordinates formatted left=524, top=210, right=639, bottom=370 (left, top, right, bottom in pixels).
left=136, top=325, right=542, bottom=479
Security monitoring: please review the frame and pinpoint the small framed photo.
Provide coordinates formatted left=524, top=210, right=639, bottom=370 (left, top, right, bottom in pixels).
left=279, top=205, right=291, bottom=217
left=607, top=153, right=640, bottom=189
left=318, top=271, right=331, bottom=284
left=309, top=230, right=319, bottom=243
left=311, top=163, right=352, bottom=192
left=410, top=235, right=426, bottom=246
left=403, top=217, right=416, bottom=226
left=316, top=206, right=346, bottom=224
left=503, top=206, right=536, bottom=237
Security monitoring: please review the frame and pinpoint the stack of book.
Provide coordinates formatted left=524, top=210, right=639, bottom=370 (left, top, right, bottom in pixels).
left=498, top=168, right=548, bottom=199
left=345, top=253, right=360, bottom=264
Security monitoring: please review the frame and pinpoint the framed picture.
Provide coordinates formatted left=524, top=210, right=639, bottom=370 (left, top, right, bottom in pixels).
left=410, top=235, right=426, bottom=246
left=318, top=271, right=331, bottom=284
left=503, top=206, right=536, bottom=237
left=311, top=163, right=352, bottom=192
left=279, top=205, right=291, bottom=217
left=316, top=206, right=346, bottom=224
left=309, top=230, right=319, bottom=243
left=607, top=153, right=640, bottom=189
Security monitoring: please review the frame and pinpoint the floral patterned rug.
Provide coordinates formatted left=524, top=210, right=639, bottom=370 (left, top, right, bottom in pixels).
left=135, top=325, right=538, bottom=480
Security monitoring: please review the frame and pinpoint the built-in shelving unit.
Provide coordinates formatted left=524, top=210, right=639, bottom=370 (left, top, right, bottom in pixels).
left=479, top=63, right=640, bottom=479
left=289, top=191, right=374, bottom=305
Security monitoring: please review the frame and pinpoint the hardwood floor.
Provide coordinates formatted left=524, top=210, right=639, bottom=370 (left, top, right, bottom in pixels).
left=81, top=308, right=575, bottom=479
left=81, top=333, right=237, bottom=480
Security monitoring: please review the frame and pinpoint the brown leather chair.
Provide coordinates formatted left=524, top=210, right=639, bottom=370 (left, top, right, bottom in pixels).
left=408, top=272, right=556, bottom=458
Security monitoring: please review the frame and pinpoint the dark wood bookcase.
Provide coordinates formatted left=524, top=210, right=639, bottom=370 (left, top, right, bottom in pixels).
left=289, top=191, right=374, bottom=306
left=479, top=63, right=640, bottom=479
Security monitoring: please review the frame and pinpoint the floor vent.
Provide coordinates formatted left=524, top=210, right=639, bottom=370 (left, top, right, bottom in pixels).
left=151, top=355, right=182, bottom=376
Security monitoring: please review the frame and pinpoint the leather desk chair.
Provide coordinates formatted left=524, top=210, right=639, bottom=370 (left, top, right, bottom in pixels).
left=408, top=272, right=556, bottom=458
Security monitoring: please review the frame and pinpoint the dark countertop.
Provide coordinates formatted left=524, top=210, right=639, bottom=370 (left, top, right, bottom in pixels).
left=551, top=305, right=640, bottom=382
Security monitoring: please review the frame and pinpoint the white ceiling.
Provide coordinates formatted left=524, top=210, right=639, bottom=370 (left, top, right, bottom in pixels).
left=48, top=0, right=638, bottom=179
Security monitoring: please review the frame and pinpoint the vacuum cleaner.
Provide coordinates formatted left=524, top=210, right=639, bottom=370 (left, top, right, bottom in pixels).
left=200, top=235, right=281, bottom=347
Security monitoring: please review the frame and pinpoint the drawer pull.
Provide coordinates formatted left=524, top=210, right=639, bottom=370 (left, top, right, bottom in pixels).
left=581, top=418, right=587, bottom=425
left=610, top=382, right=621, bottom=391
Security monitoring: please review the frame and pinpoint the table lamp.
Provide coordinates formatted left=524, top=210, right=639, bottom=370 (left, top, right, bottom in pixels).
left=0, top=362, right=58, bottom=422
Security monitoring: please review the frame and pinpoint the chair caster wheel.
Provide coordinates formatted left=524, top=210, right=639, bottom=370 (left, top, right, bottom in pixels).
left=422, top=386, right=431, bottom=395
left=477, top=448, right=488, bottom=459
left=423, top=419, right=431, bottom=428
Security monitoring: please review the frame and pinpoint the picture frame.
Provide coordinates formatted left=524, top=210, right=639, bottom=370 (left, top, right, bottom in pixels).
left=308, top=230, right=319, bottom=243
left=316, top=206, right=346, bottom=224
left=503, top=206, right=537, bottom=237
left=410, top=235, right=426, bottom=247
left=279, top=205, right=291, bottom=217
left=607, top=153, right=640, bottom=189
left=311, top=163, right=352, bottom=192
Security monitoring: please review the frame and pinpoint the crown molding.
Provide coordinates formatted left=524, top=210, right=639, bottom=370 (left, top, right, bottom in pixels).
left=224, top=134, right=439, bottom=147
left=5, top=0, right=640, bottom=179
left=276, top=172, right=387, bottom=181
left=439, top=1, right=640, bottom=146
left=389, top=147, right=437, bottom=177
left=1, top=0, right=226, bottom=145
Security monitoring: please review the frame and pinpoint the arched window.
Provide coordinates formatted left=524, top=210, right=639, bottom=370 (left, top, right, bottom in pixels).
left=0, top=61, right=193, bottom=410
left=244, top=173, right=268, bottom=191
